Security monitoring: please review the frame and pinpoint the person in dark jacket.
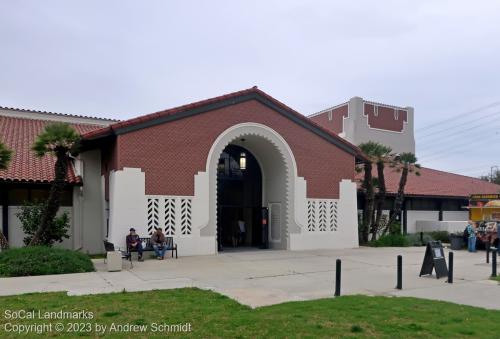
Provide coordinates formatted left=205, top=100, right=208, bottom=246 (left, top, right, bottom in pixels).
left=126, top=228, right=144, bottom=261
left=151, top=227, right=167, bottom=259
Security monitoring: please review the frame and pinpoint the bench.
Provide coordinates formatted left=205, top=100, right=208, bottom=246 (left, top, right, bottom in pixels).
left=103, top=237, right=178, bottom=268
left=127, top=237, right=178, bottom=260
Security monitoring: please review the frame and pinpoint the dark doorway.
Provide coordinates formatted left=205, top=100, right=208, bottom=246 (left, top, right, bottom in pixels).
left=217, top=144, right=262, bottom=250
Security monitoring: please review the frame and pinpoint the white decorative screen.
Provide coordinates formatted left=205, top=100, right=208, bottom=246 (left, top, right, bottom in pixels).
left=147, top=198, right=160, bottom=235
left=180, top=198, right=192, bottom=235
left=306, top=199, right=339, bottom=232
left=146, top=196, right=193, bottom=236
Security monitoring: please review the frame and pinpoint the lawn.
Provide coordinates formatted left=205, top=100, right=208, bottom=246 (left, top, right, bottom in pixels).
left=1, top=288, right=499, bottom=338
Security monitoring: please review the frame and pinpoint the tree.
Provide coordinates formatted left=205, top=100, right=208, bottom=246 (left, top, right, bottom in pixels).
left=28, top=123, right=80, bottom=246
left=0, top=141, right=13, bottom=250
left=0, top=141, right=12, bottom=170
left=370, top=145, right=393, bottom=240
left=358, top=142, right=393, bottom=243
left=386, top=152, right=420, bottom=231
left=479, top=169, right=500, bottom=185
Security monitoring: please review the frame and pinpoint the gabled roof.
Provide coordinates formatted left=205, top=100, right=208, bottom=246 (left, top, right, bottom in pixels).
left=0, top=115, right=103, bottom=184
left=356, top=166, right=500, bottom=198
left=83, top=87, right=366, bottom=160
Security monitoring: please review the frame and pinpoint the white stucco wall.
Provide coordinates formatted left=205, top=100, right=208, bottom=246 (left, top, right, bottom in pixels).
left=416, top=220, right=467, bottom=234
left=289, top=180, right=359, bottom=250
left=406, top=210, right=440, bottom=234
left=342, top=97, right=415, bottom=154
left=442, top=211, right=469, bottom=221
left=108, top=167, right=147, bottom=250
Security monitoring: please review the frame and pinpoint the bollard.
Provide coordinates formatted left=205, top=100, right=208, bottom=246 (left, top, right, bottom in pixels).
left=448, top=252, right=454, bottom=284
left=396, top=255, right=402, bottom=289
left=335, top=259, right=341, bottom=297
left=486, top=245, right=490, bottom=264
left=492, top=251, right=497, bottom=278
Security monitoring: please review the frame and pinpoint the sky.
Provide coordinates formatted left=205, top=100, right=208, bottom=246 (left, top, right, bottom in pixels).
left=1, top=1, right=499, bottom=177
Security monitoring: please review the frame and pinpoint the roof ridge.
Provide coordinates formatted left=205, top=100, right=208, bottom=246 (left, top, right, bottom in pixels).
left=0, top=105, right=118, bottom=122
left=421, top=166, right=500, bottom=185
left=82, top=86, right=366, bottom=159
left=0, top=113, right=112, bottom=128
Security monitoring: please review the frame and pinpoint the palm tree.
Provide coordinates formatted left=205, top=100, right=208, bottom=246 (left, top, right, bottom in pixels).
left=28, top=123, right=80, bottom=246
left=358, top=142, right=393, bottom=242
left=0, top=141, right=13, bottom=250
left=371, top=145, right=393, bottom=240
left=386, top=152, right=420, bottom=231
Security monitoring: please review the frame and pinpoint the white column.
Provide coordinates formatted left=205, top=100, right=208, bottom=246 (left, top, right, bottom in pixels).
left=337, top=179, right=359, bottom=248
left=108, top=168, right=146, bottom=249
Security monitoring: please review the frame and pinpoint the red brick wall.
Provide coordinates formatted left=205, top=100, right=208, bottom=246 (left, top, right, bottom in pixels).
left=309, top=104, right=348, bottom=135
left=364, top=103, right=407, bottom=132
left=114, top=100, right=354, bottom=199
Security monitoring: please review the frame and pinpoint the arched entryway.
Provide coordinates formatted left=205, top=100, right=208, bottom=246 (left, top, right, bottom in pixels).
left=216, top=144, right=263, bottom=250
left=201, top=123, right=303, bottom=252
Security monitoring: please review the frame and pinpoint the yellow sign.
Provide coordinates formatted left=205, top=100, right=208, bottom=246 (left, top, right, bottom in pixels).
left=470, top=194, right=500, bottom=200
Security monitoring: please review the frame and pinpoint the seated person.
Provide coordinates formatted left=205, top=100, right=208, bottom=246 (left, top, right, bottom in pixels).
left=151, top=227, right=167, bottom=260
left=126, top=228, right=144, bottom=261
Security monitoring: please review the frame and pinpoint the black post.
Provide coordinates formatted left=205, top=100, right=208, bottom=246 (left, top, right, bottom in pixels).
left=396, top=255, right=402, bottom=289
left=420, top=232, right=423, bottom=244
left=492, top=251, right=497, bottom=278
left=486, top=244, right=490, bottom=264
left=335, top=259, right=341, bottom=297
left=448, top=252, right=454, bottom=284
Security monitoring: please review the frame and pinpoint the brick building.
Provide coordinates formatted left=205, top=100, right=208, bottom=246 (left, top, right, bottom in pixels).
left=2, top=88, right=500, bottom=254
left=1, top=88, right=363, bottom=254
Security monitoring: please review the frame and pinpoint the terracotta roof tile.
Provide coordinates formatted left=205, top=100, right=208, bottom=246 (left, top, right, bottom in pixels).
left=0, top=115, right=102, bottom=184
left=356, top=166, right=500, bottom=198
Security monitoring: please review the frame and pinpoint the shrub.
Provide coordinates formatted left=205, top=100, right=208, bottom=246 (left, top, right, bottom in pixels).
left=428, top=231, right=450, bottom=243
left=405, top=233, right=434, bottom=246
left=388, top=222, right=402, bottom=235
left=0, top=247, right=94, bottom=277
left=373, top=234, right=409, bottom=247
left=16, top=202, right=70, bottom=246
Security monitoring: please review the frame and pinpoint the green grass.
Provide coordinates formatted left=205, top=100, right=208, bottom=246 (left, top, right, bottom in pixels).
left=0, top=247, right=94, bottom=277
left=0, top=288, right=499, bottom=338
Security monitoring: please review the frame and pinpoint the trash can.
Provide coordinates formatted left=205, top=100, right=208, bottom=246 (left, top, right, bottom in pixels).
left=449, top=235, right=464, bottom=250
left=106, top=251, right=122, bottom=272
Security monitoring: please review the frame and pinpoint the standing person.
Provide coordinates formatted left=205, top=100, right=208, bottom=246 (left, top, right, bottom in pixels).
left=151, top=227, right=166, bottom=260
left=238, top=218, right=246, bottom=246
left=231, top=218, right=240, bottom=248
left=466, top=221, right=477, bottom=253
left=126, top=228, right=144, bottom=261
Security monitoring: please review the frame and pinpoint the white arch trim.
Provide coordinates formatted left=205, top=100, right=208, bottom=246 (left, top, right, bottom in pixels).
left=193, top=123, right=308, bottom=250
left=204, top=123, right=299, bottom=178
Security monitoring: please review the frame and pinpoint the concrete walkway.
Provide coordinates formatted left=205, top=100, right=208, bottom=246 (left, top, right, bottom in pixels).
left=1, top=247, right=499, bottom=309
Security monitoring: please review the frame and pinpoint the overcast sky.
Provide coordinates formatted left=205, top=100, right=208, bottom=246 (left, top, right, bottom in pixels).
left=1, top=1, right=499, bottom=177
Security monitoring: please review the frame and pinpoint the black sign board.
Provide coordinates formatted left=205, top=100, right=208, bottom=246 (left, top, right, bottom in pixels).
left=419, top=241, right=448, bottom=279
